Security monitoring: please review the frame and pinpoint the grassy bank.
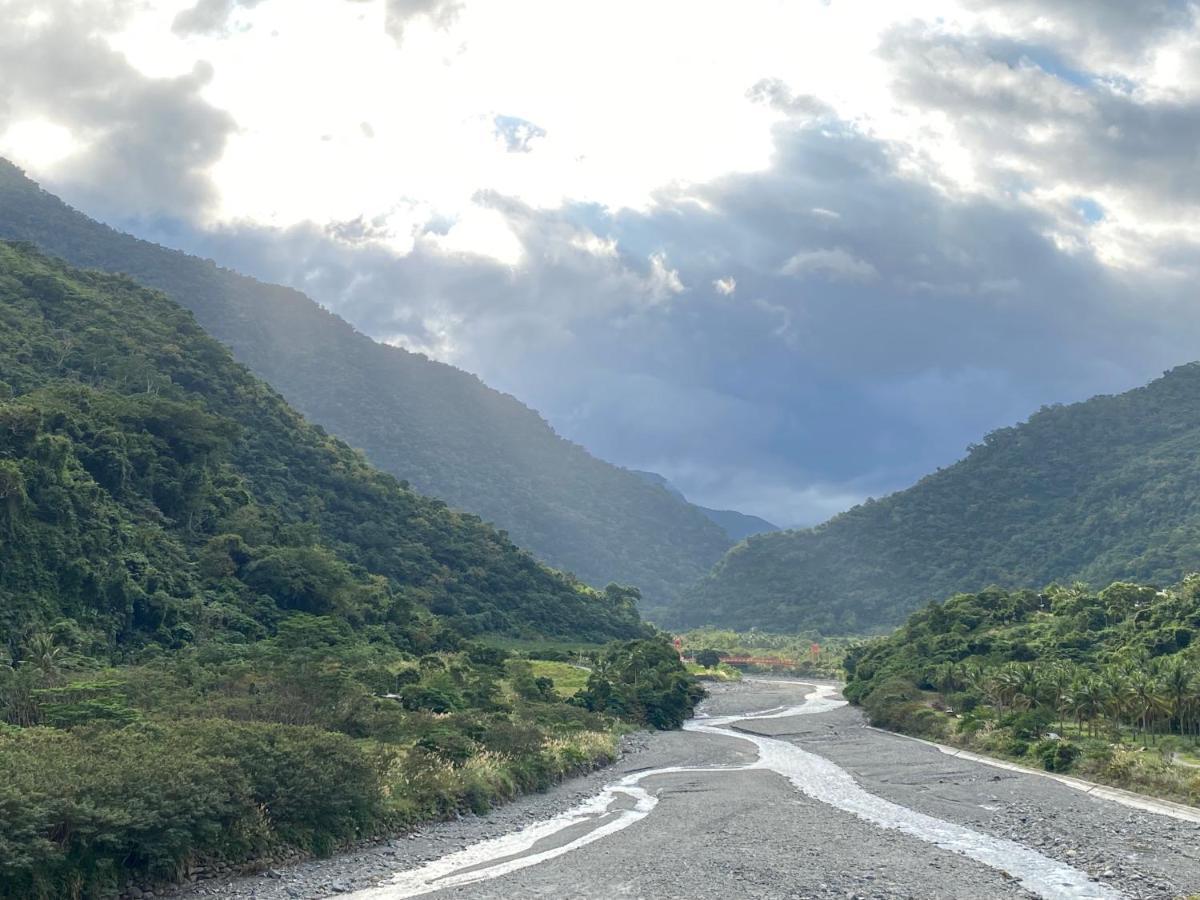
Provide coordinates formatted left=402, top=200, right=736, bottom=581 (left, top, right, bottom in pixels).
left=0, top=634, right=697, bottom=900
left=859, top=681, right=1200, bottom=806
left=846, top=581, right=1200, bottom=809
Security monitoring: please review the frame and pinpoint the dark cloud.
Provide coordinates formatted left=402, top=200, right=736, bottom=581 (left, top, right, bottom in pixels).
left=172, top=0, right=265, bottom=36
left=128, top=104, right=1200, bottom=525
left=11, top=0, right=1199, bottom=526
left=1, top=2, right=236, bottom=221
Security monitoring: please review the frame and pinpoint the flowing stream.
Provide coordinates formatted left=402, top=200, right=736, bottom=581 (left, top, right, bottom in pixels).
left=347, top=681, right=1122, bottom=900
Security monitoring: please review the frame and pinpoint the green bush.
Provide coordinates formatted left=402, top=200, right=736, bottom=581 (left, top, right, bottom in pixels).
left=1035, top=739, right=1080, bottom=773
left=1005, top=737, right=1031, bottom=758
left=572, top=639, right=703, bottom=729
left=1001, top=708, right=1053, bottom=741
left=0, top=719, right=388, bottom=899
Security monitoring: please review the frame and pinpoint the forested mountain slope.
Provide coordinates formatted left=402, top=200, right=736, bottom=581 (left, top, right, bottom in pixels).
left=679, top=364, right=1200, bottom=633
left=0, top=245, right=716, bottom=900
left=0, top=241, right=645, bottom=647
left=0, top=160, right=732, bottom=603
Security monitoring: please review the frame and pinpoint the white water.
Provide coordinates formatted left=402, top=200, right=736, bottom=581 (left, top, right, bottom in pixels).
left=348, top=681, right=1122, bottom=899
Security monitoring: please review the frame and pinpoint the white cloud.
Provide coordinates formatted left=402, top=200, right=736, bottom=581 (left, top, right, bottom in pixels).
left=22, top=0, right=1196, bottom=280
left=713, top=276, right=737, bottom=295
left=781, top=247, right=879, bottom=282
left=648, top=252, right=684, bottom=300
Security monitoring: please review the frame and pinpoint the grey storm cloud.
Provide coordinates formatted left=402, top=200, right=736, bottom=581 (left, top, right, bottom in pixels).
left=1, top=1, right=236, bottom=221
left=135, top=99, right=1200, bottom=525
left=14, top=1, right=1200, bottom=526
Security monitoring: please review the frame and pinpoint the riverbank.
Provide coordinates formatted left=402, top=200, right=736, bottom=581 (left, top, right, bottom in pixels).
left=168, top=731, right=677, bottom=899
left=866, top=725, right=1200, bottom=824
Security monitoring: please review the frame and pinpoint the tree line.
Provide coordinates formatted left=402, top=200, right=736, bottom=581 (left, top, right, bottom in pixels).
left=846, top=580, right=1200, bottom=795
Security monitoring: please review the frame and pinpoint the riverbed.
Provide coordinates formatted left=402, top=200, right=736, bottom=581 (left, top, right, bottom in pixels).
left=180, top=680, right=1200, bottom=900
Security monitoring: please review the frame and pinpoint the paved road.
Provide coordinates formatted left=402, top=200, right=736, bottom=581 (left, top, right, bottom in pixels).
left=190, top=681, right=1200, bottom=900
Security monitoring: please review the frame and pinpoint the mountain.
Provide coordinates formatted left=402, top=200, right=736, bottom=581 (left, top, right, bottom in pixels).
left=0, top=160, right=733, bottom=605
left=675, top=364, right=1200, bottom=633
left=0, top=244, right=707, bottom=900
left=629, top=470, right=779, bottom=542
left=0, top=240, right=645, bottom=647
left=694, top=507, right=781, bottom=543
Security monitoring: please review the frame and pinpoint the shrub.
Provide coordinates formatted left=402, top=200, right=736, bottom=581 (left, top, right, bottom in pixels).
left=1034, top=739, right=1080, bottom=772
left=1005, top=737, right=1030, bottom=758
left=1001, top=708, right=1053, bottom=741
left=0, top=719, right=388, bottom=899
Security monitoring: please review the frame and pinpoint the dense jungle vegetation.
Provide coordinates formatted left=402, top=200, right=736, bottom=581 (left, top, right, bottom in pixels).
left=680, top=364, right=1200, bottom=633
left=0, top=241, right=644, bottom=644
left=0, top=159, right=733, bottom=606
left=0, top=242, right=702, bottom=898
left=845, top=580, right=1200, bottom=805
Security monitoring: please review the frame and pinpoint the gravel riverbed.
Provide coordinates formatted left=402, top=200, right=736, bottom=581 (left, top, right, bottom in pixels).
left=169, top=681, right=1200, bottom=900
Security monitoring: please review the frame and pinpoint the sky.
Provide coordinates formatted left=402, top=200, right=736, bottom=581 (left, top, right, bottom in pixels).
left=2, top=0, right=1200, bottom=526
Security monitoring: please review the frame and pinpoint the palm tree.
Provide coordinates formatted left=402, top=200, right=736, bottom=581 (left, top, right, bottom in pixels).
left=1039, top=662, right=1074, bottom=733
left=1100, top=665, right=1134, bottom=734
left=1124, top=670, right=1167, bottom=741
left=1068, top=678, right=1108, bottom=736
left=22, top=632, right=62, bottom=677
left=1011, top=664, right=1041, bottom=712
left=933, top=661, right=968, bottom=695
left=983, top=666, right=1022, bottom=711
left=1160, top=660, right=1196, bottom=740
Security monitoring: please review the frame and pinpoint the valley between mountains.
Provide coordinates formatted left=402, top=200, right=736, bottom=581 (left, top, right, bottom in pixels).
left=10, top=5, right=1200, bottom=900
left=4, top=164, right=1200, bottom=900
left=178, top=680, right=1200, bottom=900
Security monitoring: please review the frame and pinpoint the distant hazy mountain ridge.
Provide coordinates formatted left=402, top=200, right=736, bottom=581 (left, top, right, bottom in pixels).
left=629, top=470, right=779, bottom=542
left=0, top=159, right=733, bottom=604
left=677, top=363, right=1200, bottom=633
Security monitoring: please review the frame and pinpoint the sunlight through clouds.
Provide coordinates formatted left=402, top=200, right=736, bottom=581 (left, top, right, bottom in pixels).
left=6, top=0, right=1200, bottom=525
left=0, top=119, right=79, bottom=168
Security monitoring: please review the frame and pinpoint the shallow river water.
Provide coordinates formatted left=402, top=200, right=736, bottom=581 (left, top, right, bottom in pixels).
left=346, top=681, right=1121, bottom=900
